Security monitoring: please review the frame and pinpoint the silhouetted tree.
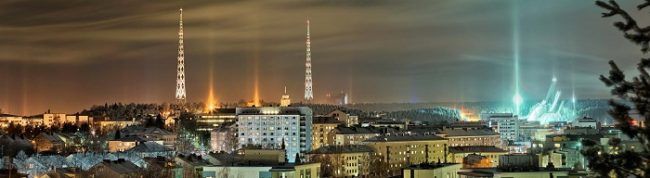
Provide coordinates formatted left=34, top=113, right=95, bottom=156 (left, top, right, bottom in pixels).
left=79, top=123, right=90, bottom=133
left=61, top=123, right=79, bottom=133
left=294, top=153, right=301, bottom=164
left=114, top=129, right=122, bottom=139
left=309, top=154, right=337, bottom=177
left=6, top=122, right=21, bottom=135
left=145, top=115, right=155, bottom=127
left=155, top=114, right=165, bottom=129
left=368, top=154, right=390, bottom=177
left=581, top=1, right=650, bottom=177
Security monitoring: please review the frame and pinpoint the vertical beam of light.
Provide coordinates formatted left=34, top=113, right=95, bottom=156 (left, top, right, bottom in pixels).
left=252, top=20, right=261, bottom=107
left=512, top=0, right=523, bottom=116
left=571, top=69, right=576, bottom=116
left=347, top=72, right=353, bottom=104
left=206, top=60, right=216, bottom=112
left=253, top=52, right=260, bottom=107
left=206, top=16, right=218, bottom=112
left=249, top=12, right=261, bottom=107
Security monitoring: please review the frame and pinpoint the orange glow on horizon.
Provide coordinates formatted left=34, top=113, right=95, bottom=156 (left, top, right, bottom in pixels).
left=459, top=106, right=479, bottom=122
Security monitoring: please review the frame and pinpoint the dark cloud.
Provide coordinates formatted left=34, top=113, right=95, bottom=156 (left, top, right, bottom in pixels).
left=0, top=0, right=645, bottom=114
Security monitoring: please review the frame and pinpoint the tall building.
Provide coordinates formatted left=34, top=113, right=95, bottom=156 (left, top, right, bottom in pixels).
left=487, top=113, right=521, bottom=142
left=304, top=19, right=314, bottom=102
left=235, top=107, right=313, bottom=163
left=175, top=8, right=187, bottom=103
left=280, top=86, right=291, bottom=107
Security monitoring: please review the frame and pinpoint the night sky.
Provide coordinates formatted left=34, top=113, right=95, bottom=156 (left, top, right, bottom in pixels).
left=0, top=0, right=646, bottom=115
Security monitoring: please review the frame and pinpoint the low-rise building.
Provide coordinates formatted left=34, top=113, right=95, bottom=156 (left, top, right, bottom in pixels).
left=462, top=154, right=493, bottom=168
left=572, top=117, right=598, bottom=128
left=175, top=154, right=212, bottom=178
left=311, top=116, right=341, bottom=150
left=198, top=108, right=237, bottom=132
left=143, top=157, right=183, bottom=178
left=93, top=118, right=139, bottom=132
left=34, top=133, right=65, bottom=153
left=210, top=122, right=237, bottom=153
left=329, top=126, right=390, bottom=146
left=307, top=145, right=374, bottom=177
left=457, top=168, right=584, bottom=178
left=107, top=135, right=156, bottom=152
left=127, top=142, right=175, bottom=158
left=448, top=146, right=508, bottom=168
left=87, top=159, right=143, bottom=178
left=0, top=114, right=24, bottom=128
left=364, top=134, right=448, bottom=173
left=401, top=163, right=462, bottom=178
left=122, top=126, right=176, bottom=149
left=437, top=128, right=501, bottom=147
left=0, top=113, right=92, bottom=128
left=241, top=149, right=287, bottom=164
left=459, top=153, right=587, bottom=178
left=65, top=115, right=92, bottom=126
left=42, top=113, right=67, bottom=127
left=519, top=122, right=553, bottom=142
left=201, top=162, right=321, bottom=178
left=327, top=110, right=358, bottom=127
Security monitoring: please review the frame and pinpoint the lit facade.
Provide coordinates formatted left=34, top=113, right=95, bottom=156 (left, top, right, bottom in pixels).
left=311, top=117, right=340, bottom=150
left=0, top=114, right=23, bottom=127
left=327, top=110, right=358, bottom=127
left=488, top=113, right=521, bottom=142
left=364, top=135, right=448, bottom=173
left=329, top=126, right=384, bottom=146
left=402, top=163, right=461, bottom=178
left=198, top=108, right=237, bottom=131
left=437, top=128, right=501, bottom=147
left=307, top=145, right=374, bottom=177
left=448, top=146, right=508, bottom=167
left=201, top=162, right=320, bottom=178
left=93, top=119, right=139, bottom=132
left=210, top=122, right=237, bottom=153
left=236, top=107, right=313, bottom=163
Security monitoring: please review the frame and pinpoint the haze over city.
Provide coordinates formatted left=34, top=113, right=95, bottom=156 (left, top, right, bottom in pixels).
left=2, top=0, right=650, bottom=177
left=0, top=0, right=644, bottom=115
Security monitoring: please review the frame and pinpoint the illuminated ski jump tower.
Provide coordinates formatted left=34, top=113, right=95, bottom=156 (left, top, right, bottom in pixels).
left=176, top=8, right=187, bottom=104
left=304, top=19, right=314, bottom=102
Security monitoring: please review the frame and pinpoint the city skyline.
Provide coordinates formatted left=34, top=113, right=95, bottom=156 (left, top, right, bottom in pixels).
left=0, top=0, right=647, bottom=115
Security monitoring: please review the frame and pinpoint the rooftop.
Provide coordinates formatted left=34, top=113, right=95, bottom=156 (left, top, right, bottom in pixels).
left=111, top=135, right=153, bottom=142
left=127, top=142, right=171, bottom=153
left=97, top=159, right=142, bottom=174
left=312, top=116, right=341, bottom=124
left=406, top=163, right=460, bottom=170
left=0, top=113, right=21, bottom=117
left=336, top=126, right=389, bottom=134
left=36, top=133, right=64, bottom=143
left=236, top=107, right=312, bottom=116
left=122, top=126, right=173, bottom=135
left=438, top=128, right=498, bottom=137
left=365, top=134, right=445, bottom=142
left=309, top=145, right=374, bottom=154
left=448, top=146, right=507, bottom=153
